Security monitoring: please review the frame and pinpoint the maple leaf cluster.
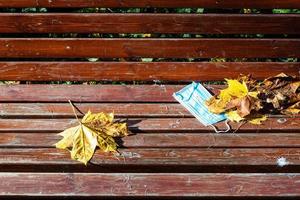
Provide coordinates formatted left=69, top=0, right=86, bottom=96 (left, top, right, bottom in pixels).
left=55, top=110, right=128, bottom=165
left=206, top=73, right=300, bottom=124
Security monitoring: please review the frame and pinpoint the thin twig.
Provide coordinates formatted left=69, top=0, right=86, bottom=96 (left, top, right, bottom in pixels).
left=68, top=100, right=81, bottom=123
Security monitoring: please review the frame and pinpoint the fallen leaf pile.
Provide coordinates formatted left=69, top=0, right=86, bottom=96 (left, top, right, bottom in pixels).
left=55, top=105, right=128, bottom=165
left=206, top=73, right=300, bottom=124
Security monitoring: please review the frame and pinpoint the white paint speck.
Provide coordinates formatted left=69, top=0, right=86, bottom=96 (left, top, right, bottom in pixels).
left=277, top=157, right=289, bottom=167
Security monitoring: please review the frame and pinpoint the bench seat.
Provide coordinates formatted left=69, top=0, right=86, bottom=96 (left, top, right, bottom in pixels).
left=0, top=0, right=300, bottom=198
left=0, top=84, right=299, bottom=198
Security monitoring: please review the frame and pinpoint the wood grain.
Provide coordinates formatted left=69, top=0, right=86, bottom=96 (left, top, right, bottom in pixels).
left=0, top=173, right=300, bottom=196
left=0, top=84, right=187, bottom=102
left=0, top=84, right=297, bottom=104
left=0, top=117, right=298, bottom=133
left=0, top=38, right=299, bottom=58
left=2, top=132, right=300, bottom=148
left=0, top=103, right=298, bottom=118
left=0, top=62, right=299, bottom=81
left=1, top=148, right=300, bottom=166
left=0, top=103, right=191, bottom=117
left=0, top=0, right=299, bottom=8
left=0, top=14, right=299, bottom=34
left=0, top=1, right=299, bottom=198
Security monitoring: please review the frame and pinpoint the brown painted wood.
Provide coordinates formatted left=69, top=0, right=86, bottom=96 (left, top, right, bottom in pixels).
left=0, top=84, right=187, bottom=102
left=0, top=0, right=299, bottom=8
left=1, top=14, right=299, bottom=34
left=1, top=84, right=299, bottom=105
left=0, top=62, right=299, bottom=81
left=0, top=38, right=299, bottom=58
left=1, top=148, right=300, bottom=167
left=0, top=1, right=298, bottom=199
left=2, top=132, right=300, bottom=148
left=0, top=117, right=298, bottom=133
left=0, top=103, right=191, bottom=118
left=0, top=103, right=297, bottom=119
left=0, top=102, right=296, bottom=118
left=1, top=173, right=300, bottom=196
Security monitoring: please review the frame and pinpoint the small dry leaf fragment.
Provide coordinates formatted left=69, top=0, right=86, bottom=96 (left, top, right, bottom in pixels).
left=248, top=115, right=267, bottom=125
left=55, top=108, right=128, bottom=165
left=282, top=101, right=300, bottom=115
left=226, top=110, right=244, bottom=123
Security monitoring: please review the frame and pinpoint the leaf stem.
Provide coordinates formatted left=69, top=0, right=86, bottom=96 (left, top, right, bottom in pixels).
left=68, top=100, right=81, bottom=124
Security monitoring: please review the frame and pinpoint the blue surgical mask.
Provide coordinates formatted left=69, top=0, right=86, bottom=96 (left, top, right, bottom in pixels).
left=173, top=82, right=227, bottom=127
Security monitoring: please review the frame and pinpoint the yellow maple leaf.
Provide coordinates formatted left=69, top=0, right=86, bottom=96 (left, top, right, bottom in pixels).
left=83, top=111, right=128, bottom=137
left=70, top=125, right=98, bottom=165
left=55, top=103, right=128, bottom=165
left=225, top=79, right=248, bottom=98
left=207, top=79, right=259, bottom=115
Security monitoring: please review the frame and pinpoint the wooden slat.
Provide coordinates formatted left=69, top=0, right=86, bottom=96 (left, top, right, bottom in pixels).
left=1, top=173, right=300, bottom=196
left=0, top=118, right=298, bottom=133
left=3, top=84, right=300, bottom=105
left=1, top=14, right=299, bottom=34
left=0, top=0, right=299, bottom=8
left=0, top=84, right=186, bottom=102
left=0, top=84, right=299, bottom=104
left=1, top=148, right=300, bottom=172
left=0, top=103, right=297, bottom=119
left=1, top=148, right=300, bottom=167
left=0, top=103, right=191, bottom=118
left=0, top=38, right=299, bottom=58
left=2, top=132, right=300, bottom=148
left=0, top=62, right=299, bottom=81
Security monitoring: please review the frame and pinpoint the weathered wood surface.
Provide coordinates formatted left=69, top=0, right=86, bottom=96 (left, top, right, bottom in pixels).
left=0, top=1, right=299, bottom=198
left=0, top=39, right=299, bottom=58
left=2, top=148, right=300, bottom=166
left=0, top=103, right=191, bottom=117
left=0, top=173, right=299, bottom=196
left=2, top=132, right=300, bottom=148
left=0, top=84, right=299, bottom=106
left=0, top=84, right=291, bottom=102
left=0, top=0, right=299, bottom=8
left=0, top=84, right=185, bottom=102
left=0, top=103, right=298, bottom=118
left=0, top=148, right=299, bottom=173
left=0, top=84, right=188, bottom=102
left=0, top=62, right=299, bottom=81
left=0, top=14, right=299, bottom=34
left=0, top=117, right=298, bottom=133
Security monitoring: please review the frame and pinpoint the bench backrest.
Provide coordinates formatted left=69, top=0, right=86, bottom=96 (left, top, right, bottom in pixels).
left=0, top=0, right=299, bottom=82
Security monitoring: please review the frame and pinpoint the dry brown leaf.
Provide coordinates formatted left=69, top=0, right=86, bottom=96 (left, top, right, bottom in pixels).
left=206, top=73, right=299, bottom=125
left=282, top=101, right=300, bottom=115
left=206, top=78, right=260, bottom=122
left=206, top=79, right=251, bottom=114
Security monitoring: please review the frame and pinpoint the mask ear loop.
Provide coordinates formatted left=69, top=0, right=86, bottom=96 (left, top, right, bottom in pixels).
left=209, top=119, right=231, bottom=133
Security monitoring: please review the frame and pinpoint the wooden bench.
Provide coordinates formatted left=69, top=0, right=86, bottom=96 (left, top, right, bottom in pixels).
left=0, top=0, right=300, bottom=198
